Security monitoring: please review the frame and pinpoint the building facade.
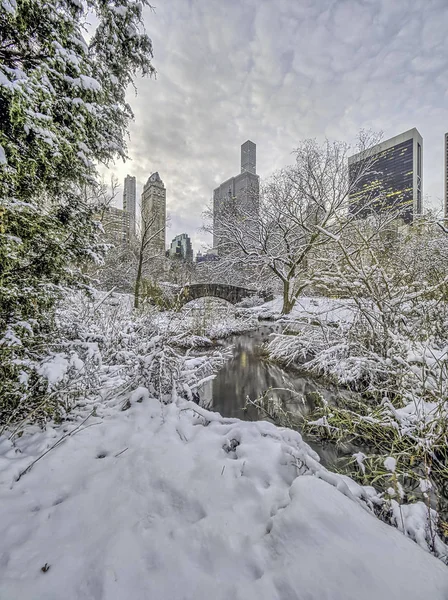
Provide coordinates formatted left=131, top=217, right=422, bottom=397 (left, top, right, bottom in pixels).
left=101, top=206, right=130, bottom=244
left=348, top=128, right=423, bottom=224
left=123, top=175, right=137, bottom=237
left=213, top=140, right=260, bottom=253
left=444, top=133, right=448, bottom=219
left=168, top=233, right=193, bottom=260
left=141, top=172, right=166, bottom=257
left=196, top=249, right=219, bottom=263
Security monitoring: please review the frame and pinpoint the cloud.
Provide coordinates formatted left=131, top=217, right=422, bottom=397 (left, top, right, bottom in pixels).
left=103, top=0, right=448, bottom=251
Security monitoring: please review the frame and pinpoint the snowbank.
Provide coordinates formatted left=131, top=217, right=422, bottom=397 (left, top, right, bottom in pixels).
left=0, top=396, right=447, bottom=599
left=250, top=295, right=355, bottom=323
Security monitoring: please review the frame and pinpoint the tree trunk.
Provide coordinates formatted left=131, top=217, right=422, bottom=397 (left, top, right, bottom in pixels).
left=281, top=280, right=294, bottom=314
left=134, top=251, right=144, bottom=309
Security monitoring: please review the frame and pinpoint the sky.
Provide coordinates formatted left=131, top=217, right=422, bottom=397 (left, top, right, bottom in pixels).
left=105, top=0, right=448, bottom=254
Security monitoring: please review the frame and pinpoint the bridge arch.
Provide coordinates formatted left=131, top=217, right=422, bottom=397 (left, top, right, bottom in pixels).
left=179, top=284, right=272, bottom=306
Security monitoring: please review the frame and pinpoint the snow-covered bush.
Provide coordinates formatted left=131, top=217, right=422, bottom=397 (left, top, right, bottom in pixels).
left=245, top=387, right=448, bottom=561
left=265, top=218, right=448, bottom=536
left=140, top=280, right=181, bottom=311
left=54, top=291, right=229, bottom=406
left=0, top=290, right=230, bottom=434
left=153, top=298, right=258, bottom=347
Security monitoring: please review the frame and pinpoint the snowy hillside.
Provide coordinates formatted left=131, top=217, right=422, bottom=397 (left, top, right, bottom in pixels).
left=1, top=394, right=447, bottom=599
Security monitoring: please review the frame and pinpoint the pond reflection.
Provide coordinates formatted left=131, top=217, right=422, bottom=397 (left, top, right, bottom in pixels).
left=197, top=326, right=359, bottom=469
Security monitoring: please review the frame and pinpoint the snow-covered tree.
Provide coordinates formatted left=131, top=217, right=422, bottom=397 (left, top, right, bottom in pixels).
left=0, top=0, right=155, bottom=419
left=270, top=208, right=448, bottom=399
left=1, top=0, right=154, bottom=198
left=208, top=133, right=382, bottom=314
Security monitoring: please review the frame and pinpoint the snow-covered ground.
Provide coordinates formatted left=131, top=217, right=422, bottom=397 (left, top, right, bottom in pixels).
left=1, top=396, right=447, bottom=599
left=249, top=295, right=355, bottom=323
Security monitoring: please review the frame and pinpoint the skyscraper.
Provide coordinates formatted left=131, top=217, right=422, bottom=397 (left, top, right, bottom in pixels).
left=101, top=206, right=130, bottom=244
left=348, top=128, right=423, bottom=224
left=168, top=233, right=193, bottom=260
left=123, top=175, right=136, bottom=236
left=141, top=171, right=166, bottom=257
left=444, top=133, right=448, bottom=219
left=213, top=140, right=259, bottom=253
left=241, top=140, right=256, bottom=174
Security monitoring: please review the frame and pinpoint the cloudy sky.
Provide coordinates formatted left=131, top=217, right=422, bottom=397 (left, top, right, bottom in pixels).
left=107, top=0, right=448, bottom=253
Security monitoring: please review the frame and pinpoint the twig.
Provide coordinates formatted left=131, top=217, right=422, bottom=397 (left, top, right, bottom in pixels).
left=114, top=447, right=129, bottom=458
left=93, top=287, right=118, bottom=313
left=15, top=410, right=96, bottom=481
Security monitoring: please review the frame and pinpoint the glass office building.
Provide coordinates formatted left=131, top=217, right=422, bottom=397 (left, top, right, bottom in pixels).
left=348, top=128, right=423, bottom=224
left=168, top=233, right=193, bottom=261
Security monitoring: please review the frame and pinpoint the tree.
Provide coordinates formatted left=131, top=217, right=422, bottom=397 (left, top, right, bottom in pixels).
left=0, top=0, right=155, bottom=417
left=1, top=0, right=155, bottom=321
left=166, top=255, right=195, bottom=286
left=90, top=189, right=169, bottom=306
left=0, top=0, right=154, bottom=314
left=208, top=133, right=382, bottom=314
left=134, top=207, right=169, bottom=308
left=1, top=0, right=155, bottom=199
left=84, top=178, right=137, bottom=293
left=275, top=207, right=448, bottom=400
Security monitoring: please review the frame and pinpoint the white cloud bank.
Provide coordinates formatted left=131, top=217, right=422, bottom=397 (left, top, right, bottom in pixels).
left=105, top=0, right=448, bottom=252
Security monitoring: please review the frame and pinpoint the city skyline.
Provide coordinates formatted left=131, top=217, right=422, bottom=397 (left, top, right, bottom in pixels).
left=122, top=127, right=439, bottom=254
left=103, top=0, right=448, bottom=250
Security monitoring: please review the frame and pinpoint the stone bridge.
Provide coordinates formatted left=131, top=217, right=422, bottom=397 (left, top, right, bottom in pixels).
left=179, top=284, right=273, bottom=306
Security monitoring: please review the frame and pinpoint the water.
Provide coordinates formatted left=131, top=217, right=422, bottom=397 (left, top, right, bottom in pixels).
left=197, top=322, right=446, bottom=519
left=197, top=325, right=360, bottom=470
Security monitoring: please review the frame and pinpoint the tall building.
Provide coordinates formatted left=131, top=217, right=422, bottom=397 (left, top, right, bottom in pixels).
left=444, top=133, right=448, bottom=219
left=168, top=233, right=193, bottom=260
left=101, top=206, right=130, bottom=244
left=213, top=140, right=259, bottom=253
left=141, top=171, right=166, bottom=257
left=241, top=140, right=256, bottom=174
left=348, top=128, right=423, bottom=224
left=123, top=175, right=136, bottom=236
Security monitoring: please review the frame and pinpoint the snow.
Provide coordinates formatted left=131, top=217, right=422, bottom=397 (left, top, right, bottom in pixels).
left=0, top=143, right=7, bottom=165
left=110, top=4, right=128, bottom=16
left=0, top=397, right=447, bottom=599
left=78, top=74, right=102, bottom=92
left=390, top=500, right=444, bottom=555
left=353, top=451, right=367, bottom=475
left=250, top=295, right=355, bottom=323
left=315, top=224, right=341, bottom=241
left=0, top=327, right=22, bottom=347
left=1, top=0, right=16, bottom=14
left=36, top=353, right=70, bottom=386
left=420, top=479, right=432, bottom=493
left=384, top=456, right=397, bottom=472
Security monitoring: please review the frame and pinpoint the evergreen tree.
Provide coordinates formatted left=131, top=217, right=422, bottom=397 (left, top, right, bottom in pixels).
left=0, top=0, right=155, bottom=421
